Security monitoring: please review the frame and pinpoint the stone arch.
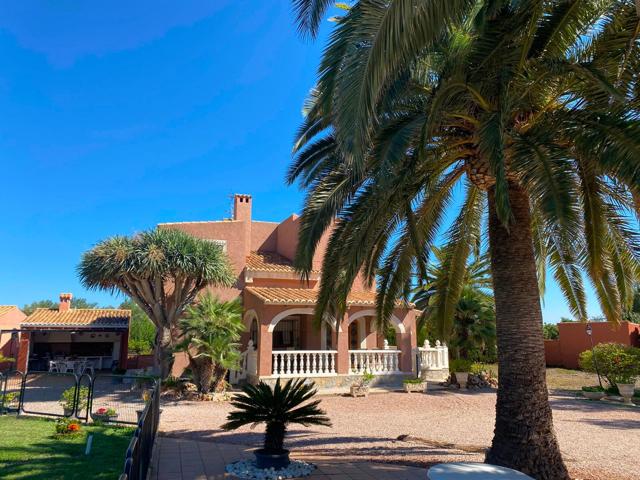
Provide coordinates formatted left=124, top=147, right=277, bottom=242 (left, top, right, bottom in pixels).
left=346, top=309, right=406, bottom=334
left=243, top=309, right=259, bottom=328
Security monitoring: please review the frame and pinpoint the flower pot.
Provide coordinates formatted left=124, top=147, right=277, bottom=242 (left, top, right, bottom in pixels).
left=582, top=391, right=605, bottom=401
left=617, top=383, right=636, bottom=405
left=254, top=448, right=290, bottom=470
left=404, top=382, right=427, bottom=393
left=91, top=413, right=118, bottom=422
left=350, top=385, right=369, bottom=397
left=455, top=372, right=469, bottom=389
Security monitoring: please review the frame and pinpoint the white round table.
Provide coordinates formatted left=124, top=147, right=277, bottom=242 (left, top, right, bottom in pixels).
left=427, top=463, right=534, bottom=479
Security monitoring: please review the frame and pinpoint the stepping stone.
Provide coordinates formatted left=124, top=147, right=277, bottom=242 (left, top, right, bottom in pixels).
left=427, top=462, right=534, bottom=479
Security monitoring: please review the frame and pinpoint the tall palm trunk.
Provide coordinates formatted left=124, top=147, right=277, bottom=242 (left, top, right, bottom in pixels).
left=485, top=183, right=569, bottom=480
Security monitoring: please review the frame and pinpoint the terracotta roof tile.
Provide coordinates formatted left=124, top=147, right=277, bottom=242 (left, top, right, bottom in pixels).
left=22, top=308, right=130, bottom=329
left=246, top=251, right=319, bottom=274
left=245, top=287, right=411, bottom=308
left=0, top=306, right=18, bottom=316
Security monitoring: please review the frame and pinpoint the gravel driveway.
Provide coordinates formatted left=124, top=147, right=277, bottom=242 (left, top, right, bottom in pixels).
left=159, top=388, right=639, bottom=480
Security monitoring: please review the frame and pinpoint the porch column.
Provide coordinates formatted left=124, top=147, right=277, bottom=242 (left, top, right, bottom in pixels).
left=16, top=332, right=30, bottom=372
left=398, top=312, right=418, bottom=373
left=119, top=332, right=129, bottom=369
left=336, top=313, right=350, bottom=374
left=257, top=321, right=273, bottom=377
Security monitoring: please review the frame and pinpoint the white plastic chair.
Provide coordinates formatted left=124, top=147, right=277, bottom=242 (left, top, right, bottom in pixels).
left=49, top=361, right=59, bottom=372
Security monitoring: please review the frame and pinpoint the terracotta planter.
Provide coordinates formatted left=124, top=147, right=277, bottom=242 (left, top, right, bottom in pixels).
left=254, top=449, right=290, bottom=470
left=404, top=382, right=427, bottom=393
left=582, top=391, right=605, bottom=401
left=350, top=385, right=369, bottom=397
left=617, top=383, right=636, bottom=405
left=455, top=372, right=469, bottom=389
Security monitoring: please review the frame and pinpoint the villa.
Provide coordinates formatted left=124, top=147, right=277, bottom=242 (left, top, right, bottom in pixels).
left=161, top=194, right=448, bottom=387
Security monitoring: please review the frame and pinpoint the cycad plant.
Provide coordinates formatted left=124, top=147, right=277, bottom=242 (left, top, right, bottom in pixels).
left=222, top=378, right=331, bottom=456
left=290, top=1, right=640, bottom=478
left=175, top=293, right=244, bottom=393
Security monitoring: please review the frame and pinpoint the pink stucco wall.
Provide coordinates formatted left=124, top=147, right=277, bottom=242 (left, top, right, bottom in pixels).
left=0, top=307, right=25, bottom=370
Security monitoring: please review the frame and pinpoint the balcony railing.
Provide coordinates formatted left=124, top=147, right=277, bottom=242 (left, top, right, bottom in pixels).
left=349, top=349, right=401, bottom=375
left=272, top=350, right=337, bottom=377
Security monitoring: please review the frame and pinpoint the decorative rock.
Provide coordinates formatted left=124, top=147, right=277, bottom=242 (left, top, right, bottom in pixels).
left=226, top=459, right=315, bottom=479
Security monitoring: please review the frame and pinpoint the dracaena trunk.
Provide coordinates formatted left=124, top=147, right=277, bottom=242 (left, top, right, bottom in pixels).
left=485, top=183, right=569, bottom=480
left=155, top=326, right=175, bottom=379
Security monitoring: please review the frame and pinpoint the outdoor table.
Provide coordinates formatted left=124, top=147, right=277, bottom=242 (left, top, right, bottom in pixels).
left=427, top=463, right=534, bottom=479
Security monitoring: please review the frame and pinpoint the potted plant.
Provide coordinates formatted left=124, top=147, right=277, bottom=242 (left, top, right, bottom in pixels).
left=350, top=371, right=374, bottom=397
left=581, top=385, right=605, bottom=401
left=403, top=378, right=427, bottom=393
left=222, top=378, right=331, bottom=470
left=579, top=343, right=640, bottom=405
left=450, top=359, right=473, bottom=389
left=58, top=386, right=89, bottom=416
left=92, top=407, right=118, bottom=422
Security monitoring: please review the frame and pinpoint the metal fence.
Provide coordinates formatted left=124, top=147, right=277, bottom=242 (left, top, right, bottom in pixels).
left=119, top=384, right=161, bottom=480
left=0, top=371, right=157, bottom=425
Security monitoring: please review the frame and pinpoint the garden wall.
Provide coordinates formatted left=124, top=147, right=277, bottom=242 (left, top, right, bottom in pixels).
left=544, top=321, right=640, bottom=369
left=127, top=354, right=154, bottom=369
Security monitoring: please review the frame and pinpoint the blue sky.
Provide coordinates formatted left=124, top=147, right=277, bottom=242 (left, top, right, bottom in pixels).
left=0, top=1, right=601, bottom=321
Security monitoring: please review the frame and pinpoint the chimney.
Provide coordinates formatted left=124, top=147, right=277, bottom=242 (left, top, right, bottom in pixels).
left=59, top=293, right=73, bottom=312
left=233, top=194, right=252, bottom=222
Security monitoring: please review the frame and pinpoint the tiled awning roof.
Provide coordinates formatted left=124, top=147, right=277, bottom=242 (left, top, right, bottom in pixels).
left=245, top=251, right=320, bottom=274
left=0, top=305, right=18, bottom=316
left=245, top=287, right=412, bottom=308
left=22, top=308, right=130, bottom=329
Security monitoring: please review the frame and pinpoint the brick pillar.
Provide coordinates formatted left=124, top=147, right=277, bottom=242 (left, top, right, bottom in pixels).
left=257, top=322, right=273, bottom=377
left=16, top=332, right=30, bottom=372
left=336, top=313, right=350, bottom=374
left=119, top=332, right=129, bottom=369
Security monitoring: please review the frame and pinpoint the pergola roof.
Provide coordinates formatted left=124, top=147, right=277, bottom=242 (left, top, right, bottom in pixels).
left=21, top=308, right=130, bottom=329
left=245, top=287, right=412, bottom=308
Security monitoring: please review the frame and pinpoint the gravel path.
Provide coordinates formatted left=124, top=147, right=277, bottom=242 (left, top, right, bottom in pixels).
left=159, top=389, right=639, bottom=480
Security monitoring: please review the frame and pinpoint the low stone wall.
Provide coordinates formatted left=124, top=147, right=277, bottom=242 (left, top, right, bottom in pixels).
left=419, top=368, right=449, bottom=382
left=259, top=374, right=414, bottom=390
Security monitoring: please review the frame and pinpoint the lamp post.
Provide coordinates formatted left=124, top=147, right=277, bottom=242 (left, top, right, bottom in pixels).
left=586, top=323, right=603, bottom=389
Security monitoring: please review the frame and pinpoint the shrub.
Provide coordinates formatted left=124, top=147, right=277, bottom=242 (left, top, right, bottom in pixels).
left=543, top=323, right=559, bottom=340
left=450, top=358, right=473, bottom=373
left=353, top=371, right=375, bottom=388
left=579, top=343, right=640, bottom=386
left=403, top=378, right=425, bottom=384
left=55, top=418, right=82, bottom=436
left=581, top=385, right=604, bottom=392
left=0, top=391, right=18, bottom=407
left=58, top=386, right=89, bottom=412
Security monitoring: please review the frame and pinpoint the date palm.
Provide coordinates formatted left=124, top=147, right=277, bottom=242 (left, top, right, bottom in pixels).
left=291, top=1, right=640, bottom=478
left=175, top=294, right=244, bottom=393
left=78, top=228, right=234, bottom=378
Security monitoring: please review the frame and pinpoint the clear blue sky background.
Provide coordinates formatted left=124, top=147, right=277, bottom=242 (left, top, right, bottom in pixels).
left=0, top=1, right=601, bottom=322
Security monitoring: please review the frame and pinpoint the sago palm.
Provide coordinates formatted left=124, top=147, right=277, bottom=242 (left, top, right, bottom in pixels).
left=290, top=1, right=640, bottom=478
left=222, top=378, right=332, bottom=454
left=175, top=294, right=244, bottom=393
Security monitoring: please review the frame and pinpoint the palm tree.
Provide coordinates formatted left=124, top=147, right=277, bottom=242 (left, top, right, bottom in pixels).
left=78, top=228, right=234, bottom=378
left=290, top=1, right=640, bottom=478
left=222, top=378, right=331, bottom=456
left=175, top=294, right=244, bottom=393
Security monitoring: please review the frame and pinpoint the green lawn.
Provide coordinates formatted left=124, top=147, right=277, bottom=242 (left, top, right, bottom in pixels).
left=0, top=415, right=134, bottom=480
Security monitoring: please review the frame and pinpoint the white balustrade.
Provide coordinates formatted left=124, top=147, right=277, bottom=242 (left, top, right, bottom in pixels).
left=230, top=341, right=258, bottom=384
left=415, top=339, right=449, bottom=371
left=349, top=350, right=401, bottom=375
left=272, top=350, right=337, bottom=377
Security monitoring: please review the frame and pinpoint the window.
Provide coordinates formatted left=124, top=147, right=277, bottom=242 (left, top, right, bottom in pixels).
left=250, top=318, right=259, bottom=347
left=208, top=239, right=227, bottom=252
left=273, top=317, right=301, bottom=349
